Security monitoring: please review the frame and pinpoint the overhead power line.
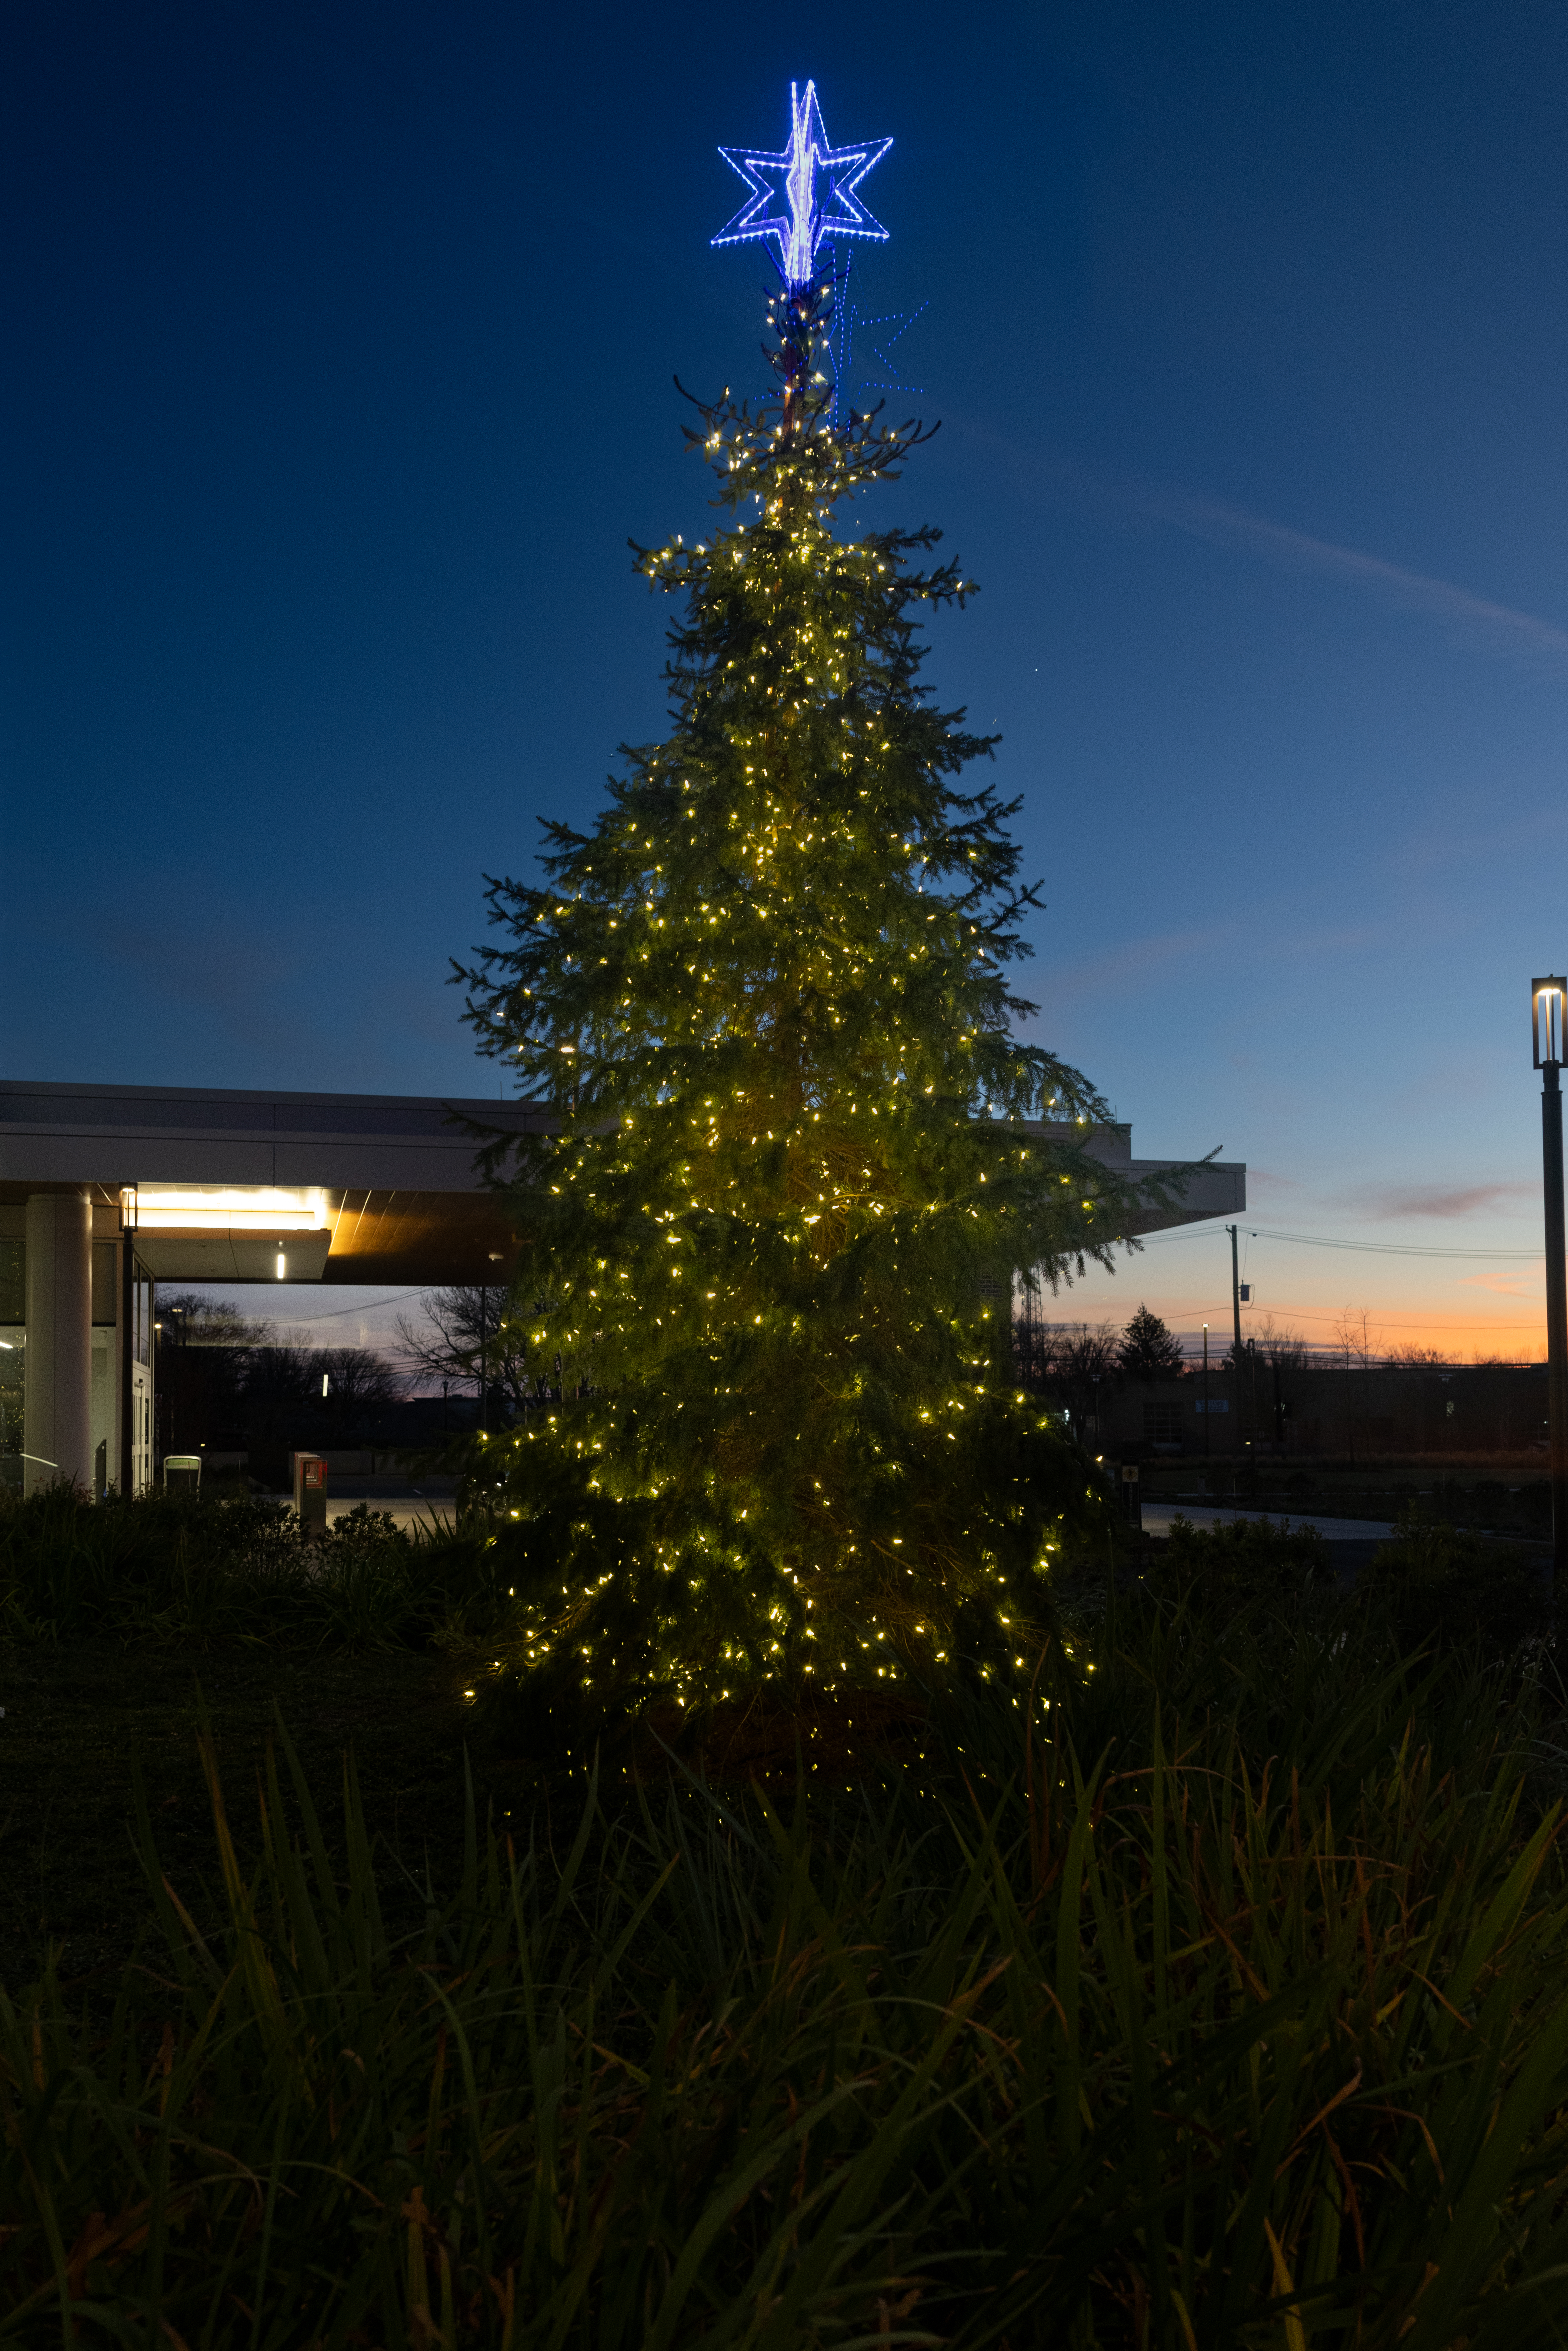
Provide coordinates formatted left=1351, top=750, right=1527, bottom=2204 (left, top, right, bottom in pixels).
left=264, top=1291, right=426, bottom=1325
left=1138, top=1222, right=1539, bottom=1263
left=1226, top=1303, right=1542, bottom=1336
left=1051, top=1295, right=1545, bottom=1336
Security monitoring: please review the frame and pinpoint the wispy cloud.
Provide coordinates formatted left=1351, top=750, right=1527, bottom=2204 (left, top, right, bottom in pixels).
left=1139, top=489, right=1568, bottom=677
left=1351, top=1180, right=1537, bottom=1220
left=1244, top=1169, right=1303, bottom=1199
left=1035, top=918, right=1241, bottom=1006
left=1033, top=911, right=1384, bottom=1015
left=975, top=422, right=1568, bottom=682
left=1458, top=1270, right=1542, bottom=1298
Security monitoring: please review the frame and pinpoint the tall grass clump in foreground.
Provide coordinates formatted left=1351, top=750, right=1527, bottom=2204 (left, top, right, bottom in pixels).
left=8, top=1580, right=1568, bottom=2345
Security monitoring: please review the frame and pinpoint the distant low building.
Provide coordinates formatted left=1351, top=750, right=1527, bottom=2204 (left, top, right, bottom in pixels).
left=1080, top=1360, right=1550, bottom=1462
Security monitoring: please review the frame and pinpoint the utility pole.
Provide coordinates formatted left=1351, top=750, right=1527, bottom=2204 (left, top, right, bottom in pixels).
left=1533, top=979, right=1568, bottom=1590
left=1202, top=1323, right=1210, bottom=1459
left=118, top=1187, right=137, bottom=1496
left=1228, top=1224, right=1245, bottom=1464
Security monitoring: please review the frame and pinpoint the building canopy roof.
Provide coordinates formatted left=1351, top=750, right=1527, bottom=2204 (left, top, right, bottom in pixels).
left=0, top=1078, right=1245, bottom=1284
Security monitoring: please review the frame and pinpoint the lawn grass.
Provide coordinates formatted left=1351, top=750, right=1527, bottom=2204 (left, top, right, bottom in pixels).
left=7, top=1491, right=1568, bottom=2342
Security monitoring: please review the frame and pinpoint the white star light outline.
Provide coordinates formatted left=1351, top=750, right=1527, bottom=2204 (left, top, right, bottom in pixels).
left=713, top=80, right=891, bottom=288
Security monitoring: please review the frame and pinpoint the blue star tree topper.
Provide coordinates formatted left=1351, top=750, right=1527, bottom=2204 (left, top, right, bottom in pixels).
left=713, top=80, right=892, bottom=288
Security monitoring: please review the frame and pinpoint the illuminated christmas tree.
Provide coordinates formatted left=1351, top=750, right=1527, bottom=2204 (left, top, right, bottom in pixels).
left=458, top=84, right=1142, bottom=1749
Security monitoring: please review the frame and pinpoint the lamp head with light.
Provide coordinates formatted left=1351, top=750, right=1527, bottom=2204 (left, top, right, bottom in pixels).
left=1535, top=977, right=1567, bottom=1071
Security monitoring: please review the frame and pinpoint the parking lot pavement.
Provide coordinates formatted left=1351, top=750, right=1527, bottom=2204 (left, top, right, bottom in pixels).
left=1140, top=1503, right=1398, bottom=1543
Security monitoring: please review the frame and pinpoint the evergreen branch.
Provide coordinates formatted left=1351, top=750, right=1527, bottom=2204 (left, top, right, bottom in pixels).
left=449, top=269, right=1151, bottom=1736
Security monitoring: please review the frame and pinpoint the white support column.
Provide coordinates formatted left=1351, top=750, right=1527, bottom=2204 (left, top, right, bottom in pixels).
left=24, top=1191, right=92, bottom=1495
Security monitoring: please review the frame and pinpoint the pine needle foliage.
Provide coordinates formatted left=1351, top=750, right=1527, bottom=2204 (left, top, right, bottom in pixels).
left=1117, top=1301, right=1188, bottom=1382
left=457, top=274, right=1153, bottom=1747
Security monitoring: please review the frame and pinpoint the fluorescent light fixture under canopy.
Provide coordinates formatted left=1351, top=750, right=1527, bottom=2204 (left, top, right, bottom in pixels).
left=129, top=1186, right=332, bottom=1234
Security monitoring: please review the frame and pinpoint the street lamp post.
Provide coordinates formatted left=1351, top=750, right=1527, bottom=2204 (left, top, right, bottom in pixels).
left=1228, top=1223, right=1246, bottom=1478
left=485, top=1252, right=504, bottom=1431
left=1533, top=976, right=1568, bottom=1589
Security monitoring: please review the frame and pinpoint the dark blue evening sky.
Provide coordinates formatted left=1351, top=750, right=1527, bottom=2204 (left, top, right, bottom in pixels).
left=9, top=0, right=1568, bottom=1348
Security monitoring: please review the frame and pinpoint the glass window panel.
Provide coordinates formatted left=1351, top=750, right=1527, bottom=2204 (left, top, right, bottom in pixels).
left=91, top=1242, right=117, bottom=1326
left=0, top=1329, right=22, bottom=1493
left=0, top=1240, right=21, bottom=1326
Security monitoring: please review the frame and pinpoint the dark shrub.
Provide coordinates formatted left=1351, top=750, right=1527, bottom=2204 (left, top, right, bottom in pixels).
left=0, top=1482, right=508, bottom=1649
left=1147, top=1512, right=1331, bottom=1605
left=1360, top=1519, right=1548, bottom=1659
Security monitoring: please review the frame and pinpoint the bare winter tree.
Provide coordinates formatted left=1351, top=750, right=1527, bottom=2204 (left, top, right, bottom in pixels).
left=1012, top=1305, right=1060, bottom=1394
left=151, top=1291, right=400, bottom=1460
left=395, top=1286, right=567, bottom=1419
left=240, top=1331, right=325, bottom=1446
left=237, top=1332, right=399, bottom=1444
left=314, top=1346, right=401, bottom=1437
left=1249, top=1314, right=1313, bottom=1379
left=1012, top=1319, right=1122, bottom=1437
left=1333, top=1307, right=1381, bottom=1372
left=1056, top=1323, right=1122, bottom=1430
left=157, top=1292, right=270, bottom=1349
left=156, top=1292, right=270, bottom=1453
